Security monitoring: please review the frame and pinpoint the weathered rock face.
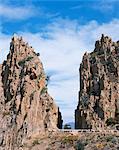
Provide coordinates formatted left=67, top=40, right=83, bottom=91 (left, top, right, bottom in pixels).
left=0, top=36, right=62, bottom=149
left=57, top=108, right=63, bottom=129
left=75, top=34, right=119, bottom=129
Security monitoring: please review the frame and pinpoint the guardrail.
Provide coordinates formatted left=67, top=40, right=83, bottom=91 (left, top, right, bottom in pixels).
left=58, top=129, right=119, bottom=134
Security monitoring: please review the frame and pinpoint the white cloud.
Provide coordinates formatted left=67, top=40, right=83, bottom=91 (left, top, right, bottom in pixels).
left=0, top=4, right=60, bottom=20
left=0, top=4, right=37, bottom=20
left=0, top=33, right=11, bottom=62
left=0, top=19, right=119, bottom=123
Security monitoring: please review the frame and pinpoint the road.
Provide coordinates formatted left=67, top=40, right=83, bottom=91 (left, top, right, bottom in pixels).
left=59, top=129, right=119, bottom=134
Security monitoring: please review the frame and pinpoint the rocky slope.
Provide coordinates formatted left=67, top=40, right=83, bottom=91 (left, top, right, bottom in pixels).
left=75, top=34, right=119, bottom=129
left=0, top=36, right=62, bottom=150
left=19, top=131, right=119, bottom=150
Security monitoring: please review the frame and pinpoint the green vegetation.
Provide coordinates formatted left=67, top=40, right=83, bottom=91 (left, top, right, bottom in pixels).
left=80, top=96, right=89, bottom=108
left=75, top=140, right=85, bottom=150
left=62, top=135, right=77, bottom=145
left=18, top=56, right=33, bottom=67
left=18, top=59, right=26, bottom=66
left=26, top=56, right=33, bottom=62
left=32, top=139, right=39, bottom=146
left=38, top=73, right=43, bottom=80
left=64, top=124, right=71, bottom=129
left=30, top=90, right=36, bottom=104
left=81, top=100, right=89, bottom=108
left=19, top=72, right=26, bottom=78
left=106, top=136, right=114, bottom=142
left=30, top=90, right=36, bottom=98
left=40, top=87, right=47, bottom=95
left=98, top=50, right=104, bottom=55
left=3, top=111, right=10, bottom=116
left=106, top=117, right=116, bottom=126
left=90, top=52, right=97, bottom=58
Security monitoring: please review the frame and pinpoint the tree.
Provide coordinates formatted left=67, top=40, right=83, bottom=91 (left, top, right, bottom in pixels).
left=106, top=117, right=116, bottom=126
left=64, top=124, right=71, bottom=129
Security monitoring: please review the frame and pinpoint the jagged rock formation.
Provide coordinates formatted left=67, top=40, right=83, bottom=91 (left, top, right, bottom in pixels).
left=57, top=108, right=63, bottom=129
left=75, top=34, right=119, bottom=129
left=0, top=36, right=62, bottom=149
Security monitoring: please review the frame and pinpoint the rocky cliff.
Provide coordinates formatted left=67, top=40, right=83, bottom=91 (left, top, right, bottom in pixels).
left=75, top=34, right=119, bottom=129
left=0, top=35, right=62, bottom=150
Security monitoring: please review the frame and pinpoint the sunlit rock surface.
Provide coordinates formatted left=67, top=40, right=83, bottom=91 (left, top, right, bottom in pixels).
left=0, top=36, right=62, bottom=149
left=75, top=35, right=119, bottom=129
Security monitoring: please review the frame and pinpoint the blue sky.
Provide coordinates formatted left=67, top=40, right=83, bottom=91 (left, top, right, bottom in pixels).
left=0, top=0, right=119, bottom=123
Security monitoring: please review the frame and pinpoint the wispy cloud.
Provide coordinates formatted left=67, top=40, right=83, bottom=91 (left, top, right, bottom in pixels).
left=0, top=19, right=119, bottom=123
left=71, top=0, right=117, bottom=13
left=92, top=0, right=116, bottom=12
left=71, top=4, right=84, bottom=10
left=0, top=3, right=60, bottom=21
left=0, top=4, right=37, bottom=20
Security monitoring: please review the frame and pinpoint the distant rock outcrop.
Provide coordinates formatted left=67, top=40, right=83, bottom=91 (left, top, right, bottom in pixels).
left=75, top=34, right=119, bottom=129
left=0, top=36, right=62, bottom=149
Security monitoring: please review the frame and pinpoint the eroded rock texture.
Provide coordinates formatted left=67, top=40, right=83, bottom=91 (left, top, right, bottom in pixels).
left=75, top=34, right=119, bottom=129
left=0, top=36, right=62, bottom=150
